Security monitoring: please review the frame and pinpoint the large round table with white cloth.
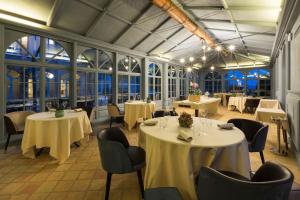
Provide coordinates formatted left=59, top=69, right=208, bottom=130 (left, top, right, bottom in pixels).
left=139, top=117, right=250, bottom=200
left=124, top=101, right=156, bottom=130
left=21, top=110, right=92, bottom=164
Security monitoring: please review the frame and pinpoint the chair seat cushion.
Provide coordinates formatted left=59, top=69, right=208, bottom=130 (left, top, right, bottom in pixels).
left=127, top=146, right=145, bottom=170
left=219, top=171, right=250, bottom=181
left=145, top=187, right=183, bottom=200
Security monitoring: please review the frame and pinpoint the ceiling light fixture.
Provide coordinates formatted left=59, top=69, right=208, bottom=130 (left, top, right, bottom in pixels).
left=109, top=67, right=112, bottom=71
left=125, top=58, right=129, bottom=63
left=132, top=59, right=136, bottom=63
left=125, top=66, right=129, bottom=70
left=228, top=45, right=235, bottom=51
left=0, top=13, right=43, bottom=28
left=187, top=67, right=192, bottom=72
left=210, top=66, right=215, bottom=71
left=207, top=47, right=211, bottom=51
left=202, top=45, right=206, bottom=50
left=180, top=58, right=185, bottom=63
left=216, top=46, right=222, bottom=52
left=189, top=57, right=194, bottom=62
left=202, top=56, right=206, bottom=61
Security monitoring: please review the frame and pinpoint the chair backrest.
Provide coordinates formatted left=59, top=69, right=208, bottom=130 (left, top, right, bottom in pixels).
left=97, top=128, right=133, bottom=173
left=4, top=111, right=35, bottom=133
left=227, top=118, right=267, bottom=142
left=197, top=162, right=294, bottom=200
left=152, top=110, right=165, bottom=118
left=107, top=103, right=121, bottom=117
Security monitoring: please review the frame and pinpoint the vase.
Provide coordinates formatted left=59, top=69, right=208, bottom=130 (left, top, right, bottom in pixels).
left=55, top=110, right=64, bottom=118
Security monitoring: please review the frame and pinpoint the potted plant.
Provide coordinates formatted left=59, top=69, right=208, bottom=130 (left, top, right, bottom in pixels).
left=178, top=112, right=193, bottom=128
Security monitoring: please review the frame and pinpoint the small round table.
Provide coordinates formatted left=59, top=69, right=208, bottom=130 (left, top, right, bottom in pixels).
left=139, top=117, right=250, bottom=200
left=21, top=110, right=92, bottom=163
left=124, top=101, right=156, bottom=130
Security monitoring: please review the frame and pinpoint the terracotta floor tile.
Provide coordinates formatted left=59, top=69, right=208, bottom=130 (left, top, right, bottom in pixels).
left=47, top=172, right=65, bottom=181
left=53, top=181, right=74, bottom=192
left=27, top=193, right=49, bottom=200
left=10, top=194, right=30, bottom=200
left=78, top=171, right=95, bottom=180
left=65, top=191, right=86, bottom=200
left=0, top=183, right=25, bottom=195
left=34, top=181, right=58, bottom=193
left=62, top=171, right=80, bottom=181
left=70, top=180, right=91, bottom=192
left=46, top=192, right=67, bottom=200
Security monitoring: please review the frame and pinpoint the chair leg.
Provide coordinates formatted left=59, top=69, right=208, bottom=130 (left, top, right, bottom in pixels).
left=105, top=173, right=112, bottom=200
left=110, top=117, right=113, bottom=128
left=4, top=134, right=11, bottom=151
left=259, top=151, right=265, bottom=164
left=137, top=170, right=144, bottom=198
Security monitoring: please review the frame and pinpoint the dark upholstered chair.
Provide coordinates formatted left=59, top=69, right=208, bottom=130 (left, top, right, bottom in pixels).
left=244, top=98, right=261, bottom=113
left=145, top=187, right=183, bottom=200
left=197, top=162, right=294, bottom=200
left=107, top=103, right=124, bottom=128
left=152, top=110, right=165, bottom=118
left=227, top=118, right=268, bottom=164
left=97, top=127, right=145, bottom=200
left=4, top=111, right=35, bottom=151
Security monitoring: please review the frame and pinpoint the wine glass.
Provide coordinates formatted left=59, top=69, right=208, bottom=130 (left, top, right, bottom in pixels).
left=46, top=102, right=52, bottom=114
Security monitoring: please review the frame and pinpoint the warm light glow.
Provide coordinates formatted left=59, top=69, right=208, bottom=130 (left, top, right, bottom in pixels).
left=228, top=45, right=235, bottom=51
left=202, top=56, right=206, bottom=61
left=0, top=13, right=43, bottom=28
left=125, top=58, right=129, bottom=63
left=189, top=57, right=194, bottom=62
left=210, top=66, right=215, bottom=70
left=180, top=58, right=185, bottom=63
left=109, top=67, right=113, bottom=71
left=207, top=47, right=211, bottom=51
left=132, top=59, right=136, bottom=63
left=202, top=45, right=206, bottom=50
left=125, top=66, right=129, bottom=70
left=187, top=67, right=192, bottom=72
left=216, top=46, right=222, bottom=51
left=46, top=72, right=54, bottom=79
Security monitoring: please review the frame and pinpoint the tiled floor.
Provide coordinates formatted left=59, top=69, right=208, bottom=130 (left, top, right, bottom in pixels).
left=0, top=106, right=299, bottom=200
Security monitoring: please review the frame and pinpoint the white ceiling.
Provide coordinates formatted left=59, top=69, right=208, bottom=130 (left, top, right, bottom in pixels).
left=0, top=0, right=284, bottom=68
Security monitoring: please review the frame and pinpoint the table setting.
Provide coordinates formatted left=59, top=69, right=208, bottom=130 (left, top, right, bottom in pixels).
left=139, top=112, right=251, bottom=200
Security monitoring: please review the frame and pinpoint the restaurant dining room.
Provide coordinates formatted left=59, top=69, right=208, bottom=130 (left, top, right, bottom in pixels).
left=0, top=0, right=300, bottom=199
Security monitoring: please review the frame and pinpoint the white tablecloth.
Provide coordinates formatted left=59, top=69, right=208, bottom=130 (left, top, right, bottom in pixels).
left=21, top=110, right=92, bottom=163
left=257, top=99, right=281, bottom=109
left=139, top=117, right=250, bottom=200
left=124, top=101, right=156, bottom=130
left=228, top=96, right=260, bottom=113
left=173, top=97, right=221, bottom=114
left=255, top=108, right=287, bottom=123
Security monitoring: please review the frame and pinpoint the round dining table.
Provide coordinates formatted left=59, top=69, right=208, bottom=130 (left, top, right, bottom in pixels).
left=139, top=117, right=251, bottom=200
left=124, top=101, right=156, bottom=130
left=21, top=110, right=92, bottom=164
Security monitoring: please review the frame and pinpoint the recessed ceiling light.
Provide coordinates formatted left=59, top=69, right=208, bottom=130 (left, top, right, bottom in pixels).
left=216, top=46, right=222, bottom=51
left=189, top=57, right=194, bottom=62
left=180, top=58, right=185, bottom=63
left=228, top=45, right=235, bottom=51
left=202, top=56, right=206, bottom=61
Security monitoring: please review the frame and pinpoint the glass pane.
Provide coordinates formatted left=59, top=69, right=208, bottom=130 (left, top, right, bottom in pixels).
left=77, top=71, right=96, bottom=107
left=77, top=48, right=96, bottom=68
left=118, top=75, right=129, bottom=103
left=259, top=69, right=271, bottom=79
left=7, top=66, right=40, bottom=112
left=99, top=50, right=113, bottom=71
left=5, top=35, right=40, bottom=62
left=46, top=39, right=70, bottom=66
left=131, top=61, right=141, bottom=73
left=98, top=73, right=112, bottom=106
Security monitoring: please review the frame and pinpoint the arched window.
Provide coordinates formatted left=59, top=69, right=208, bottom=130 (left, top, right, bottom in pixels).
left=77, top=48, right=97, bottom=68
left=148, top=63, right=162, bottom=100
left=168, top=65, right=177, bottom=98
left=5, top=34, right=71, bottom=112
left=118, top=56, right=141, bottom=103
left=224, top=70, right=245, bottom=93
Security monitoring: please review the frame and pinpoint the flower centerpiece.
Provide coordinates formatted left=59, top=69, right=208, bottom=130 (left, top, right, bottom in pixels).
left=178, top=112, right=193, bottom=128
left=54, top=102, right=65, bottom=118
left=146, top=97, right=151, bottom=103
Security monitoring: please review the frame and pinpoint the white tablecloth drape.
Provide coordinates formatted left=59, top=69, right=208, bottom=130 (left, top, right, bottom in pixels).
left=173, top=97, right=221, bottom=114
left=21, top=110, right=92, bottom=163
left=257, top=99, right=281, bottom=109
left=124, top=101, right=156, bottom=130
left=139, top=117, right=250, bottom=200
left=227, top=96, right=261, bottom=113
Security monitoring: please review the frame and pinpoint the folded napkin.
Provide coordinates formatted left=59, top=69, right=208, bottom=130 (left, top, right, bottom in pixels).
left=217, top=123, right=234, bottom=130
left=74, top=108, right=83, bottom=112
left=143, top=119, right=158, bottom=126
left=177, top=129, right=193, bottom=142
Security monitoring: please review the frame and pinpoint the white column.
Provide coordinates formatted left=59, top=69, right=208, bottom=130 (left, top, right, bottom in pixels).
left=162, top=63, right=168, bottom=109
left=40, top=37, right=46, bottom=111
left=71, top=42, right=77, bottom=107
left=141, top=58, right=148, bottom=100
left=112, top=52, right=119, bottom=104
left=0, top=24, right=5, bottom=141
